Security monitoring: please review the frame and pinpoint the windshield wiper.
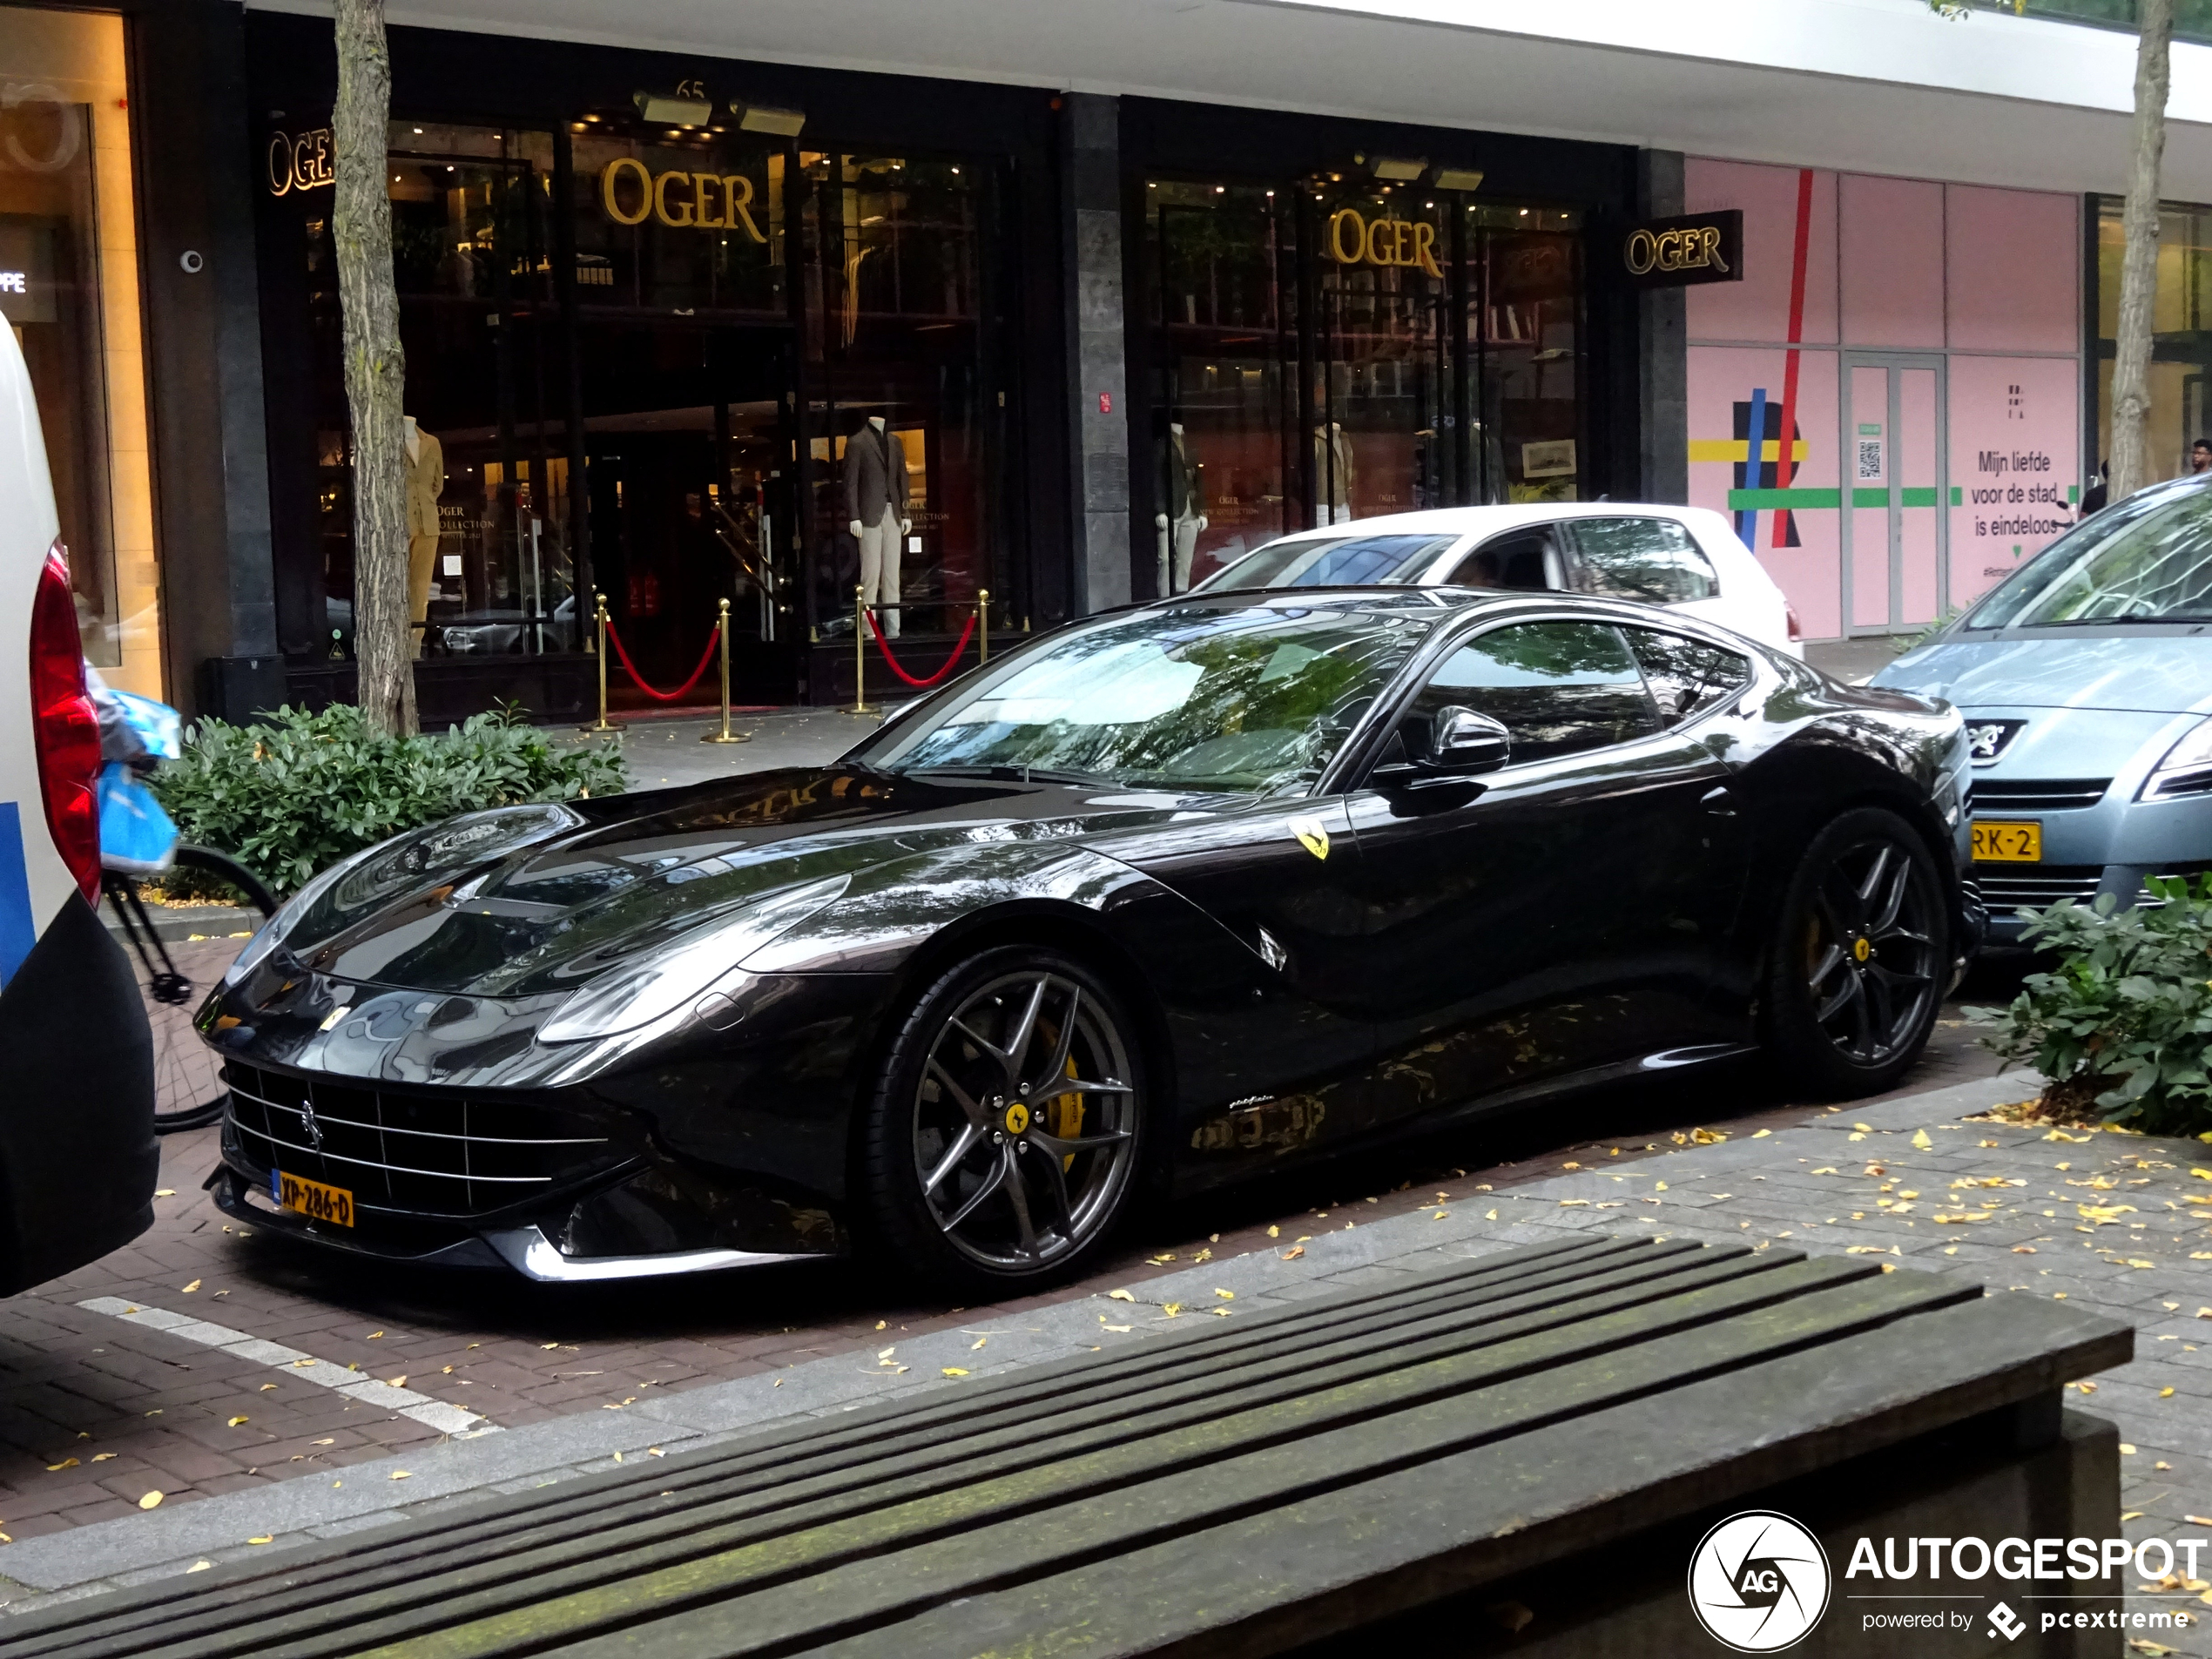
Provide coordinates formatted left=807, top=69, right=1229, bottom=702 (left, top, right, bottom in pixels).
left=900, top=765, right=1121, bottom=787
left=2033, top=613, right=2212, bottom=627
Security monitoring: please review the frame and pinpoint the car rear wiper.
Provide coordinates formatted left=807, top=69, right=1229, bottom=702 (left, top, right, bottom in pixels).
left=901, top=765, right=1121, bottom=787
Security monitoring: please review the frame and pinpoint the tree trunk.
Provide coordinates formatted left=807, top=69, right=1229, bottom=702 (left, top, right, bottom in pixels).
left=332, top=0, right=415, bottom=737
left=2108, top=0, right=2174, bottom=505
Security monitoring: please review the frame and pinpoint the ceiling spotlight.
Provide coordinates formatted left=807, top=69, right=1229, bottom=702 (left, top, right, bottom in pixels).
left=634, top=88, right=713, bottom=125
left=1369, top=155, right=1425, bottom=181
left=735, top=101, right=806, bottom=138
left=1433, top=167, right=1485, bottom=192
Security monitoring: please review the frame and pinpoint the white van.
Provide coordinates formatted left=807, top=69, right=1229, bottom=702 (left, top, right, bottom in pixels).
left=0, top=320, right=155, bottom=1292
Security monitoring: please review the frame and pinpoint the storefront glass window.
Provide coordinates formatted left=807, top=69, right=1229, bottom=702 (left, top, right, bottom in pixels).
left=2092, top=197, right=2212, bottom=488
left=1143, top=175, right=1585, bottom=595
left=1467, top=203, right=1585, bottom=504
left=1145, top=179, right=1297, bottom=594
left=799, top=152, right=997, bottom=641
left=569, top=120, right=791, bottom=692
left=308, top=123, right=574, bottom=660
left=0, top=6, right=152, bottom=685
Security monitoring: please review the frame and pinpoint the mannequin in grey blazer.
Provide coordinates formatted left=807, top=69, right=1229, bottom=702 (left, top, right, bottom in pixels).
left=843, top=419, right=912, bottom=635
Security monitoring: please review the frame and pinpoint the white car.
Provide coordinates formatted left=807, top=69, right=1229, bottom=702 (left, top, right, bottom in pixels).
left=1190, top=503, right=1803, bottom=656
left=0, top=319, right=155, bottom=1292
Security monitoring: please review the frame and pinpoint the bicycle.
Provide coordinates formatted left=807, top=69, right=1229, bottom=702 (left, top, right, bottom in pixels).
left=102, top=851, right=276, bottom=1133
left=91, top=685, right=279, bottom=1133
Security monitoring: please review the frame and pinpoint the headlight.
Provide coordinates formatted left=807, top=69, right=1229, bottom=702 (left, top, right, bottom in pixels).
left=219, top=843, right=379, bottom=988
left=334, top=804, right=581, bottom=913
left=2144, top=717, right=2212, bottom=799
left=536, top=874, right=850, bottom=1044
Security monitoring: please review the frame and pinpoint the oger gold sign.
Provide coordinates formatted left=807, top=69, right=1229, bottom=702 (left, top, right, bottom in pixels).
left=1619, top=209, right=1743, bottom=290
left=1326, top=208, right=1443, bottom=280
left=600, top=158, right=767, bottom=243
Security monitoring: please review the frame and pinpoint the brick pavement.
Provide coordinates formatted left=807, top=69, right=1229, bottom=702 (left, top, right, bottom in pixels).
left=0, top=989, right=2006, bottom=1548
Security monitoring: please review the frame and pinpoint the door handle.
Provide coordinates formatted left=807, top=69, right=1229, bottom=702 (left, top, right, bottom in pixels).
left=1701, top=785, right=1739, bottom=818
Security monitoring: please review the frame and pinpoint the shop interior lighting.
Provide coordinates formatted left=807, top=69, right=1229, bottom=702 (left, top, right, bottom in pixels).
left=635, top=88, right=713, bottom=125
left=735, top=101, right=806, bottom=137
left=1433, top=167, right=1484, bottom=192
left=1369, top=155, right=1425, bottom=180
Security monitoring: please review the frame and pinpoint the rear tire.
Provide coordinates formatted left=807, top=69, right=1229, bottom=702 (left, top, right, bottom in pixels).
left=1761, top=806, right=1946, bottom=1100
left=859, top=945, right=1149, bottom=1298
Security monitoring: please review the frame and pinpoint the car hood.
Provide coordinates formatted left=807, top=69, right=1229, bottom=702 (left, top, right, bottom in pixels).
left=281, top=767, right=1210, bottom=997
left=1874, top=631, right=2212, bottom=715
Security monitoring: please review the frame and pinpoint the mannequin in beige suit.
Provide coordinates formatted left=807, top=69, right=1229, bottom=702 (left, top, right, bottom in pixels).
left=404, top=417, right=446, bottom=657
left=843, top=417, right=911, bottom=637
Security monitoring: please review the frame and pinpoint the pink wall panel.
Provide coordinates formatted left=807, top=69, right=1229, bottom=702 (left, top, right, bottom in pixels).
left=1840, top=174, right=1945, bottom=348
left=1684, top=158, right=1838, bottom=346
left=1945, top=185, right=2079, bottom=353
left=1946, top=354, right=2080, bottom=613
left=1688, top=345, right=1841, bottom=640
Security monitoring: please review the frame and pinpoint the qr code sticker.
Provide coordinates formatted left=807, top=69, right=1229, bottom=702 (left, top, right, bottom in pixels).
left=1856, top=440, right=1883, bottom=482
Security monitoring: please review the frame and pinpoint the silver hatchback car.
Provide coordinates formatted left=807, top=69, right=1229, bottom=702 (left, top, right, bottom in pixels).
left=1873, top=474, right=2212, bottom=943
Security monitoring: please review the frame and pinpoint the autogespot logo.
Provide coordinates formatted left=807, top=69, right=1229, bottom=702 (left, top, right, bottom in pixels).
left=1688, top=1511, right=1832, bottom=1651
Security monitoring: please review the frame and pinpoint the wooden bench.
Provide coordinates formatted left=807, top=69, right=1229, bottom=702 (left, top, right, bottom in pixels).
left=3, top=1234, right=2130, bottom=1658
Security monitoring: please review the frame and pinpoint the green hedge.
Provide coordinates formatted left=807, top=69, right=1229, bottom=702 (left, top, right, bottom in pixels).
left=1983, top=874, right=2212, bottom=1136
left=150, top=704, right=626, bottom=897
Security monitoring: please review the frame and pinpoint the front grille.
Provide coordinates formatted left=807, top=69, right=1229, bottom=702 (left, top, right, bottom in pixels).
left=1973, top=779, right=2112, bottom=812
left=1977, top=866, right=2106, bottom=911
left=2147, top=767, right=2212, bottom=800
left=224, top=1061, right=617, bottom=1217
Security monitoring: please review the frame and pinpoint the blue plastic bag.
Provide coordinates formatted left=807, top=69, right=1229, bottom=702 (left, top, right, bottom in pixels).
left=98, top=761, right=179, bottom=877
left=108, top=689, right=180, bottom=761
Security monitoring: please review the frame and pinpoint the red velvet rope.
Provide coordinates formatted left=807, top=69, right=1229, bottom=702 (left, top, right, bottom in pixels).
left=604, top=618, right=722, bottom=703
left=863, top=607, right=978, bottom=689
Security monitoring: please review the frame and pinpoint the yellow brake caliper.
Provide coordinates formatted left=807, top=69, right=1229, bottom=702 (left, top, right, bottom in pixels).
left=1050, top=1055, right=1084, bottom=1170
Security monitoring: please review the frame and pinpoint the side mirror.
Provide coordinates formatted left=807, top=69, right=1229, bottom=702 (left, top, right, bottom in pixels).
left=1428, top=706, right=1511, bottom=776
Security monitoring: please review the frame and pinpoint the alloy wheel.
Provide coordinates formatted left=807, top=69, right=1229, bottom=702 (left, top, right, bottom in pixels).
left=1801, top=834, right=1939, bottom=1066
left=912, top=968, right=1138, bottom=1271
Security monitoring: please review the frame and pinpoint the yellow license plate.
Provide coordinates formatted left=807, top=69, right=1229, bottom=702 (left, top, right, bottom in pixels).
left=273, top=1170, right=354, bottom=1228
left=1972, top=819, right=2042, bottom=863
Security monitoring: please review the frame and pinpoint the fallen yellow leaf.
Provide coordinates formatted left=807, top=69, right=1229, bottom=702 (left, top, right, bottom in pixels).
left=180, top=1280, right=201, bottom=1294
left=1107, top=1289, right=1135, bottom=1302
left=386, top=1377, right=407, bottom=1388
left=138, top=1491, right=163, bottom=1509
left=1281, top=1245, right=1305, bottom=1259
left=227, top=1415, right=248, bottom=1427
left=941, top=1367, right=969, bottom=1377
left=1101, top=1323, right=1131, bottom=1333
left=970, top=1337, right=986, bottom=1350
left=1162, top=1303, right=1183, bottom=1317
left=1750, top=1129, right=1771, bottom=1139
left=46, top=1457, right=78, bottom=1471
left=1911, top=1130, right=1932, bottom=1150
left=154, top=1189, right=175, bottom=1197
left=1215, top=1288, right=1234, bottom=1299
left=389, top=1471, right=411, bottom=1480
left=1265, top=1224, right=1279, bottom=1238
left=247, top=1536, right=273, bottom=1546
left=187, top=1561, right=211, bottom=1573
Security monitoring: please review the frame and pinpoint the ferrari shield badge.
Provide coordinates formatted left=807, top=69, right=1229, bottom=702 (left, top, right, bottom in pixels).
left=1287, top=814, right=1330, bottom=860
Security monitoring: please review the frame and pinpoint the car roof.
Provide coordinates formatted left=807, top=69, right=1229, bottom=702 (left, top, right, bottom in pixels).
left=1130, top=583, right=1744, bottom=640
left=1243, top=502, right=1731, bottom=547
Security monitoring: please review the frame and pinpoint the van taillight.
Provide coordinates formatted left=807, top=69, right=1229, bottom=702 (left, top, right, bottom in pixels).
left=1786, top=605, right=1804, bottom=643
left=29, top=543, right=100, bottom=904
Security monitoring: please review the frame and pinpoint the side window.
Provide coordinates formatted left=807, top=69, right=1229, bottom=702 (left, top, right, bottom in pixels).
left=1406, top=622, right=1662, bottom=765
left=1570, top=517, right=1717, bottom=604
left=1626, top=627, right=1752, bottom=725
left=1445, top=523, right=1564, bottom=592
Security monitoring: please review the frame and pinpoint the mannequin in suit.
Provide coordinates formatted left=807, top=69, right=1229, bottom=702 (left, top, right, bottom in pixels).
left=843, top=416, right=912, bottom=636
left=1314, top=422, right=1353, bottom=523
left=403, top=415, right=445, bottom=657
left=1153, top=420, right=1205, bottom=596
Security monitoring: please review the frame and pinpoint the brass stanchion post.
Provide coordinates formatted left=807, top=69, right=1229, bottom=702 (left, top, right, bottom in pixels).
left=853, top=585, right=870, bottom=715
left=585, top=590, right=617, bottom=732
left=977, top=587, right=990, bottom=664
left=703, top=597, right=746, bottom=744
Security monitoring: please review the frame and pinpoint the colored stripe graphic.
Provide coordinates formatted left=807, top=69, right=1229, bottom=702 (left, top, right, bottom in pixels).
left=1770, top=167, right=1816, bottom=551
left=1688, top=440, right=1809, bottom=463
left=1726, top=487, right=1939, bottom=510
left=0, top=801, right=35, bottom=991
left=1737, top=386, right=1767, bottom=546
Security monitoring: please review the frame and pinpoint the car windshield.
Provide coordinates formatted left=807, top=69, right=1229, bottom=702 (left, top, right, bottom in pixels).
left=1966, top=483, right=2212, bottom=628
left=866, top=601, right=1436, bottom=795
left=1199, top=532, right=1460, bottom=591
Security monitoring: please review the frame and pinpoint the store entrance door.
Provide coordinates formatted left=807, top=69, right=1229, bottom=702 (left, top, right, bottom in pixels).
left=581, top=325, right=797, bottom=707
left=1842, top=354, right=1947, bottom=636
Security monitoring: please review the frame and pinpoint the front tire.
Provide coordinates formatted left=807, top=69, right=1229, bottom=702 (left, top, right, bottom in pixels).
left=859, top=945, right=1148, bottom=1296
left=1762, top=806, right=1946, bottom=1099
